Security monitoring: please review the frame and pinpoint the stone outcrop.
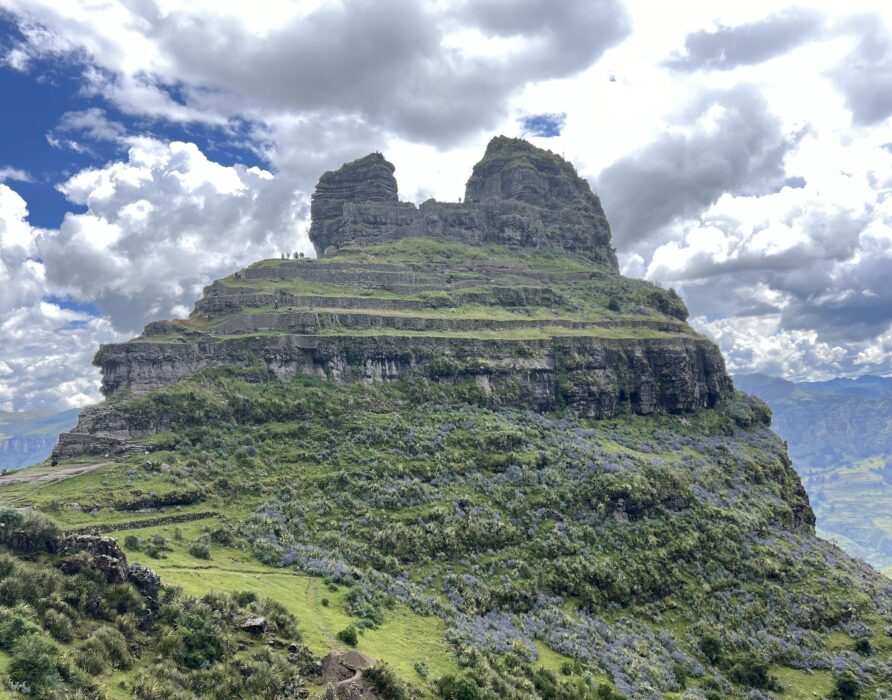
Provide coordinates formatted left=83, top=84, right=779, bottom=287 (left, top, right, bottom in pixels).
left=59, top=535, right=130, bottom=583
left=308, top=137, right=617, bottom=267
left=310, top=153, right=399, bottom=254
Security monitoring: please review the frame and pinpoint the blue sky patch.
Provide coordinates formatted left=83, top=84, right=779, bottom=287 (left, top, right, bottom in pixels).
left=0, top=14, right=266, bottom=229
left=519, top=113, right=567, bottom=138
left=43, top=295, right=100, bottom=317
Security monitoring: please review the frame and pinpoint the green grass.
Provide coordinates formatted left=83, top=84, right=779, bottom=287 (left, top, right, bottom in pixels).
left=316, top=326, right=694, bottom=340
left=325, top=238, right=602, bottom=272
left=770, top=666, right=835, bottom=699
left=104, top=517, right=459, bottom=693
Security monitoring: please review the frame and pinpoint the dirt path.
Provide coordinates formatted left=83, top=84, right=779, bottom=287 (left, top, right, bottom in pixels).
left=0, top=461, right=112, bottom=488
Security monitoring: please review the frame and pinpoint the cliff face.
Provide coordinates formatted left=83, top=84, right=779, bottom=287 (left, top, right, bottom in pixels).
left=56, top=137, right=731, bottom=459
left=309, top=137, right=618, bottom=267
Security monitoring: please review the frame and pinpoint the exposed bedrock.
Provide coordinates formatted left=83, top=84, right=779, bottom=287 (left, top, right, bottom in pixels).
left=65, top=334, right=730, bottom=456
left=58, top=334, right=729, bottom=458
left=308, top=137, right=618, bottom=267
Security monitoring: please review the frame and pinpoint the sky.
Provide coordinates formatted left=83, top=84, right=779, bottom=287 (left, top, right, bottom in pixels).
left=1, top=0, right=892, bottom=412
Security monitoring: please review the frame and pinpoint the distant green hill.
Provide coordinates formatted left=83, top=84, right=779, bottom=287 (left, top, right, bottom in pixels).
left=0, top=409, right=80, bottom=469
left=735, top=373, right=892, bottom=569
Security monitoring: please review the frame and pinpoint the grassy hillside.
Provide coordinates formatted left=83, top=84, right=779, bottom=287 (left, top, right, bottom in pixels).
left=735, top=373, right=892, bottom=570
left=2, top=372, right=891, bottom=699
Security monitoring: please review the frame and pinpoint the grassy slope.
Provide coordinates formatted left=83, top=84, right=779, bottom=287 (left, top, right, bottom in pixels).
left=132, top=240, right=691, bottom=345
left=5, top=373, right=892, bottom=698
left=3, top=245, right=890, bottom=698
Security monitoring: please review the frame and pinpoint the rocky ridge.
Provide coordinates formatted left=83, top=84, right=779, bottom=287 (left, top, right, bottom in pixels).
left=309, top=136, right=617, bottom=267
left=55, top=137, right=732, bottom=459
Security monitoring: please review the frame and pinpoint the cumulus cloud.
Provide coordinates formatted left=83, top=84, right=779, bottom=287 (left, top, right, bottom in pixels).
left=597, top=85, right=796, bottom=246
left=665, top=8, right=823, bottom=72
left=0, top=184, right=44, bottom=313
left=0, top=301, right=120, bottom=412
left=692, top=314, right=851, bottom=381
left=1, top=137, right=312, bottom=409
left=829, top=18, right=892, bottom=125
left=40, top=137, right=309, bottom=331
left=639, top=131, right=892, bottom=380
left=0, top=184, right=121, bottom=411
left=1, top=0, right=630, bottom=146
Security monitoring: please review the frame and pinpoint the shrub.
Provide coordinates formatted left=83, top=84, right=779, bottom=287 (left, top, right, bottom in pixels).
left=321, top=597, right=329, bottom=607
left=76, top=626, right=132, bottom=674
left=853, top=638, right=872, bottom=656
left=728, top=655, right=772, bottom=689
left=414, top=660, right=429, bottom=678
left=188, top=541, right=212, bottom=560
left=672, top=662, right=687, bottom=689
left=124, top=535, right=142, bottom=550
left=699, top=634, right=723, bottom=664
left=833, top=672, right=861, bottom=699
left=364, top=662, right=407, bottom=700
left=0, top=508, right=60, bottom=553
left=0, top=613, right=40, bottom=649
left=336, top=626, right=358, bottom=646
left=436, top=675, right=482, bottom=700
left=178, top=613, right=227, bottom=669
left=235, top=590, right=257, bottom=607
left=209, top=527, right=234, bottom=546
left=43, top=609, right=73, bottom=642
left=8, top=634, right=59, bottom=692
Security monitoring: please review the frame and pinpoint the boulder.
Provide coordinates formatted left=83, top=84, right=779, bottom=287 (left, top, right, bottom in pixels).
left=127, top=563, right=162, bottom=600
left=241, top=616, right=267, bottom=634
left=59, top=535, right=129, bottom=583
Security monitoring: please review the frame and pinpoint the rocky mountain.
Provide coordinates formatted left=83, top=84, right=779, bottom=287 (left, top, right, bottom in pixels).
left=0, top=408, right=79, bottom=470
left=1, top=138, right=890, bottom=699
left=735, top=373, right=892, bottom=570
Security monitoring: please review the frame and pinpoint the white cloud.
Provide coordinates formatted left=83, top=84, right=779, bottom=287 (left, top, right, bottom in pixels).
left=0, top=300, right=121, bottom=412
left=0, top=139, right=309, bottom=410
left=693, top=314, right=850, bottom=381
left=38, top=137, right=309, bottom=330
left=0, top=167, right=32, bottom=183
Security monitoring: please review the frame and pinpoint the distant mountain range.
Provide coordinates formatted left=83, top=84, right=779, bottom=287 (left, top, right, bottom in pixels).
left=0, top=408, right=80, bottom=470
left=735, top=373, right=892, bottom=570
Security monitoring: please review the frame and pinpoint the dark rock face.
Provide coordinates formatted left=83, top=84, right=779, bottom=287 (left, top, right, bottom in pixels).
left=307, top=137, right=618, bottom=267
left=464, top=136, right=614, bottom=260
left=58, top=333, right=731, bottom=457
left=310, top=153, right=399, bottom=254
left=59, top=535, right=129, bottom=583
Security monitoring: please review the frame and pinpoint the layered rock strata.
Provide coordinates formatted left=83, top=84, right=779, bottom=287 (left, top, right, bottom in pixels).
left=55, top=137, right=733, bottom=459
